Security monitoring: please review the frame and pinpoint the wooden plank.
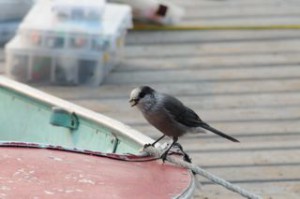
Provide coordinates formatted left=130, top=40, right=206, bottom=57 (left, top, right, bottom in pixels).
left=189, top=150, right=300, bottom=167
left=180, top=140, right=300, bottom=153
left=194, top=132, right=299, bottom=147
left=39, top=79, right=300, bottom=99
left=107, top=65, right=300, bottom=84
left=180, top=16, right=300, bottom=26
left=126, top=30, right=300, bottom=45
left=125, top=40, right=300, bottom=58
left=183, top=6, right=300, bottom=19
left=169, top=0, right=300, bottom=7
left=170, top=0, right=300, bottom=29
left=195, top=182, right=300, bottom=199
left=119, top=55, right=300, bottom=71
left=197, top=166, right=300, bottom=184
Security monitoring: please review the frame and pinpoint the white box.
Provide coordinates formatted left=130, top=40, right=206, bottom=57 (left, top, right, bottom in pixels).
left=18, top=1, right=104, bottom=48
left=5, top=2, right=132, bottom=86
left=51, top=0, right=106, bottom=22
left=17, top=2, right=132, bottom=49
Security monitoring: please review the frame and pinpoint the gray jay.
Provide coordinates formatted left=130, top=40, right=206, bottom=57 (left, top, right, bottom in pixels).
left=129, top=86, right=239, bottom=161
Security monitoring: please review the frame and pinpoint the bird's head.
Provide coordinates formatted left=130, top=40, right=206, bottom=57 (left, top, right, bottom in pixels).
left=129, top=86, right=155, bottom=107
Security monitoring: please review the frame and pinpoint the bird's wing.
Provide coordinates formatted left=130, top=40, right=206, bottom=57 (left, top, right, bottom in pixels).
left=162, top=94, right=203, bottom=127
left=164, top=95, right=239, bottom=142
left=162, top=94, right=239, bottom=142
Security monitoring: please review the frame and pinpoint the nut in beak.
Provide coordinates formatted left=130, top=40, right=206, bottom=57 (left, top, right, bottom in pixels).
left=129, top=98, right=138, bottom=107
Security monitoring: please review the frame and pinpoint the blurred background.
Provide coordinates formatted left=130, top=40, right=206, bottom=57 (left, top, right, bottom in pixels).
left=1, top=0, right=300, bottom=198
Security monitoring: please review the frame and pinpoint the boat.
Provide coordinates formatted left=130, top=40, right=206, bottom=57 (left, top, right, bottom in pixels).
left=0, top=76, right=195, bottom=198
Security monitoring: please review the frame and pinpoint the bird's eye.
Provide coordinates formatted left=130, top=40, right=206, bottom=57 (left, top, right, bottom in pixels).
left=139, top=91, right=146, bottom=98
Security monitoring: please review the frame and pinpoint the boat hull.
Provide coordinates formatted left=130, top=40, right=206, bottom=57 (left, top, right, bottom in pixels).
left=0, top=76, right=195, bottom=198
left=0, top=146, right=195, bottom=199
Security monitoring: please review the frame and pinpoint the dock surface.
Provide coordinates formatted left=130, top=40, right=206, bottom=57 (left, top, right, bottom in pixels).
left=1, top=0, right=300, bottom=198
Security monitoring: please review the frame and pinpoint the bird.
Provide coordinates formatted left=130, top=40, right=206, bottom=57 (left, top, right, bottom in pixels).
left=129, top=86, right=239, bottom=161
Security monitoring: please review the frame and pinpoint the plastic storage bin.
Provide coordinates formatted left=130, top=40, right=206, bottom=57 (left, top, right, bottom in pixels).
left=17, top=1, right=132, bottom=51
left=17, top=1, right=105, bottom=48
left=51, top=0, right=106, bottom=22
left=5, top=1, right=132, bottom=86
left=6, top=37, right=106, bottom=86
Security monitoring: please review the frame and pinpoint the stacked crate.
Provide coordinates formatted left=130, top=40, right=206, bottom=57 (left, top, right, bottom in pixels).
left=5, top=0, right=132, bottom=86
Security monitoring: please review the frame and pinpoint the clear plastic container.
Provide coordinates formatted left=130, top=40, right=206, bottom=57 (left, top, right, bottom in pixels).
left=51, top=0, right=106, bottom=22
left=5, top=2, right=132, bottom=86
left=17, top=1, right=104, bottom=48
left=5, top=37, right=107, bottom=86
left=17, top=2, right=132, bottom=51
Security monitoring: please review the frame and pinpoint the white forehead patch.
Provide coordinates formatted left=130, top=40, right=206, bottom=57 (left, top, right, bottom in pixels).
left=130, top=87, right=142, bottom=100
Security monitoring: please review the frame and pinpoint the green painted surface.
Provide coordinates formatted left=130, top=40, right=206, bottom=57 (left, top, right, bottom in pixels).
left=0, top=86, right=141, bottom=154
left=50, top=107, right=80, bottom=130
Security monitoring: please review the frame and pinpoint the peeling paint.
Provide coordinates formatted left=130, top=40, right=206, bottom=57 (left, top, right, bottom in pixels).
left=0, top=141, right=156, bottom=162
left=48, top=156, right=63, bottom=161
left=78, top=179, right=95, bottom=185
left=44, top=190, right=55, bottom=195
left=0, top=186, right=11, bottom=191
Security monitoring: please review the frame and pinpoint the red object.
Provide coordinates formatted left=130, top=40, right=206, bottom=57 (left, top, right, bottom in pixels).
left=0, top=147, right=193, bottom=198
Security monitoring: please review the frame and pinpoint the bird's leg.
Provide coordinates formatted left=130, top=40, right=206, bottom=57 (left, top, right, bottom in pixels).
left=151, top=135, right=166, bottom=146
left=161, top=137, right=178, bottom=162
left=144, top=135, right=165, bottom=148
left=173, top=143, right=195, bottom=174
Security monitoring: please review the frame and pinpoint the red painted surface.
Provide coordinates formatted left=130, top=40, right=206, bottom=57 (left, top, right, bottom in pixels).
left=0, top=147, right=192, bottom=199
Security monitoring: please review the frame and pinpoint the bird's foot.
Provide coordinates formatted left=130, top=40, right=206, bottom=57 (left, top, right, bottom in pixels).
left=183, top=153, right=192, bottom=163
left=143, top=143, right=154, bottom=148
left=160, top=152, right=168, bottom=163
left=173, top=143, right=192, bottom=163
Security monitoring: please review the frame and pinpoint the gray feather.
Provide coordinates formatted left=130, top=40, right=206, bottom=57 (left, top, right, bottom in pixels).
left=162, top=94, right=239, bottom=142
left=162, top=94, right=203, bottom=127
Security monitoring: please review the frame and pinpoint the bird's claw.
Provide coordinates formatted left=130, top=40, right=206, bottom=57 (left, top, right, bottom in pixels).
left=183, top=154, right=192, bottom=163
left=161, top=152, right=168, bottom=163
left=143, top=143, right=154, bottom=149
left=172, top=143, right=192, bottom=163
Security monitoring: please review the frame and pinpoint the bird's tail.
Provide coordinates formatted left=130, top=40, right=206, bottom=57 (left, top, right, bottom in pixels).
left=200, top=122, right=239, bottom=142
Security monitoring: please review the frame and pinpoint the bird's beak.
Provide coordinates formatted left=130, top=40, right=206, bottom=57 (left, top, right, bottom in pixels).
left=129, top=98, right=138, bottom=107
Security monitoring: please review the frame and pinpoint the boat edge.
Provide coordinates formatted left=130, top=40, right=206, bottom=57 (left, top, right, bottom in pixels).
left=0, top=76, right=153, bottom=146
left=174, top=171, right=197, bottom=199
